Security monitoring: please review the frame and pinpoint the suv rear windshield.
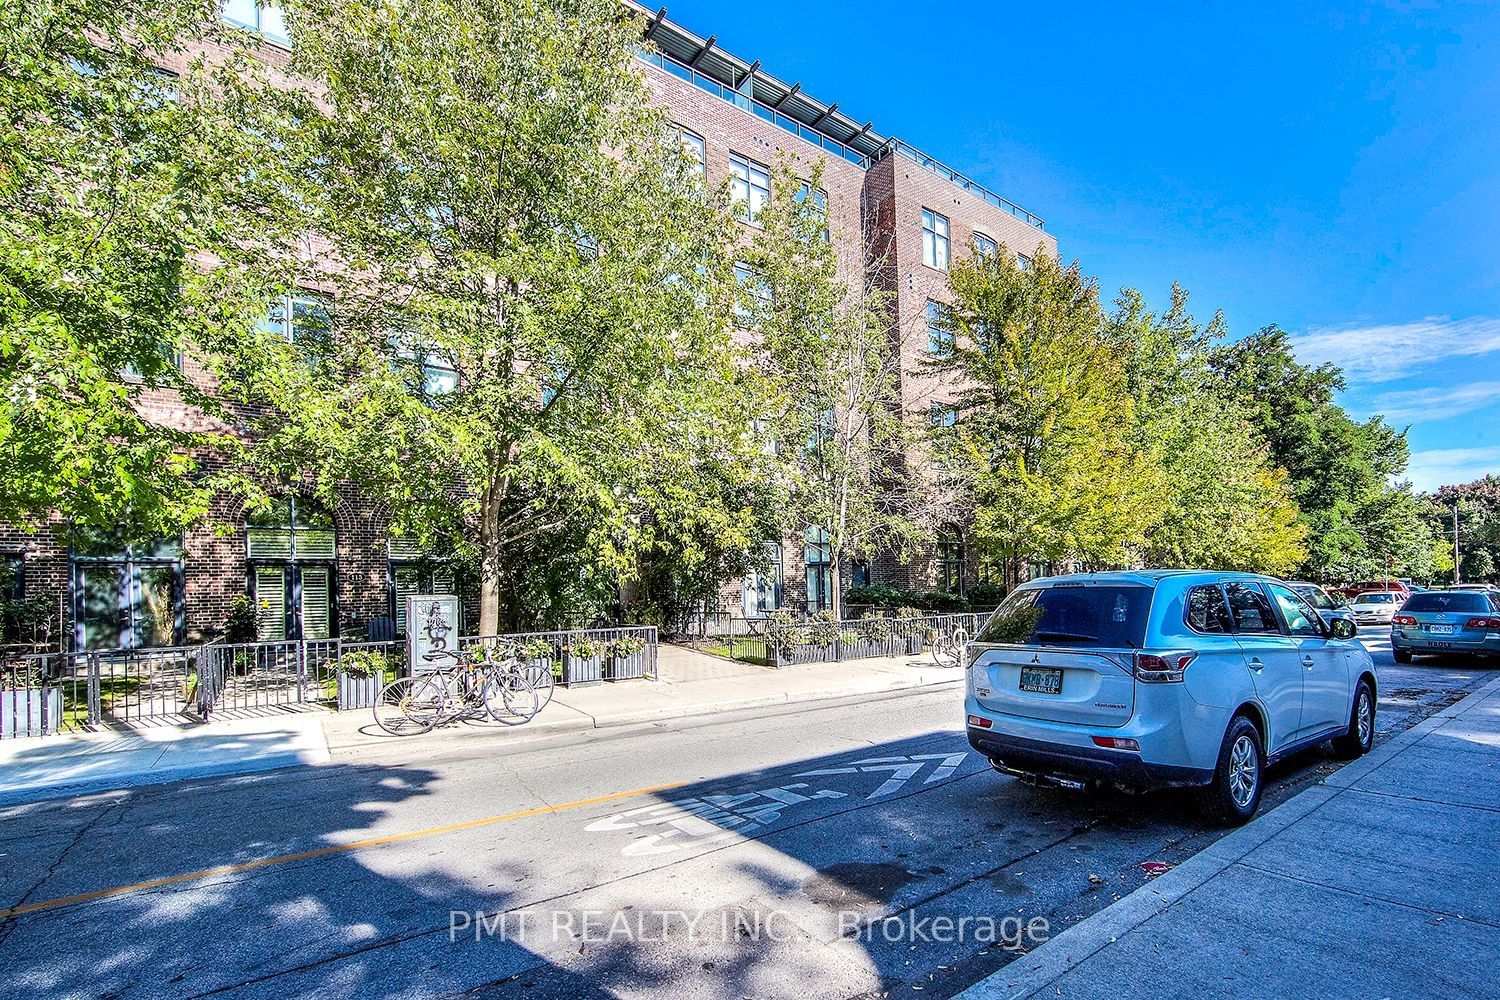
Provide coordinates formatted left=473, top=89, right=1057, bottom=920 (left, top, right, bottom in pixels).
left=977, top=585, right=1151, bottom=649
left=1404, top=592, right=1493, bottom=613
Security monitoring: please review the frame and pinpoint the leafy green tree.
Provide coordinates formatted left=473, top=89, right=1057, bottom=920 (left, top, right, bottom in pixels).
left=1433, top=478, right=1500, bottom=584
left=742, top=162, right=938, bottom=618
left=0, top=1, right=286, bottom=540
left=1211, top=326, right=1434, bottom=580
left=933, top=249, right=1157, bottom=586
left=215, top=0, right=768, bottom=634
left=1107, top=287, right=1306, bottom=574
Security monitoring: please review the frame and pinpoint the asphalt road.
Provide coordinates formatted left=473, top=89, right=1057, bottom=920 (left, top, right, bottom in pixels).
left=0, top=636, right=1491, bottom=1000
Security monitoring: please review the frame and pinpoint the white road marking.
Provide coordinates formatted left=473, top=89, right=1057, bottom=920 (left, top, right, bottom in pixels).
left=794, top=752, right=969, bottom=798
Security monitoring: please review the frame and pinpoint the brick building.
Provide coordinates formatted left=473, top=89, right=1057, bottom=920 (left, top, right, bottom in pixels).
left=0, top=2, right=1054, bottom=652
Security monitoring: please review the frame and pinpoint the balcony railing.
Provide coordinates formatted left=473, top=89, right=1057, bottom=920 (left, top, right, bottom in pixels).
left=877, top=139, right=1046, bottom=231
left=636, top=48, right=870, bottom=168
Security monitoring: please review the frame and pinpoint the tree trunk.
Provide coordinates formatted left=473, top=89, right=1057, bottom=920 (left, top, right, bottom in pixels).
left=830, top=550, right=843, bottom=621
left=477, top=478, right=504, bottom=636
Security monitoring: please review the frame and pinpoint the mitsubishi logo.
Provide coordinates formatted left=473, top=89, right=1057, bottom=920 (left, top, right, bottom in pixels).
left=1031, top=653, right=1041, bottom=664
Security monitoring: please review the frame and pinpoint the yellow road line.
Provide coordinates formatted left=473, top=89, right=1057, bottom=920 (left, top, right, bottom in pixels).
left=0, top=780, right=687, bottom=921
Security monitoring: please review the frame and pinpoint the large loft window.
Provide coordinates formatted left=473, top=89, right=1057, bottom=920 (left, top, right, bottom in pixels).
left=221, top=1, right=289, bottom=46
left=258, top=292, right=332, bottom=348
left=926, top=300, right=953, bottom=356
left=744, top=541, right=783, bottom=617
left=72, top=535, right=184, bottom=651
left=391, top=330, right=458, bottom=396
left=973, top=232, right=998, bottom=259
left=669, top=125, right=707, bottom=185
left=804, top=526, right=833, bottom=613
left=729, top=153, right=771, bottom=226
left=936, top=525, right=965, bottom=594
left=734, top=262, right=771, bottom=327
left=246, top=498, right=336, bottom=641
left=921, top=208, right=950, bottom=271
left=795, top=182, right=830, bottom=242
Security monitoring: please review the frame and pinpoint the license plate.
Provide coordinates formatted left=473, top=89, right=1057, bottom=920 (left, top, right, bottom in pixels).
left=1019, top=666, right=1063, bottom=695
left=1427, top=624, right=1455, bottom=634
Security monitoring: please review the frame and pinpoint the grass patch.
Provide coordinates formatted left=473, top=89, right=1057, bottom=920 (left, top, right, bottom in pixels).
left=704, top=639, right=774, bottom=666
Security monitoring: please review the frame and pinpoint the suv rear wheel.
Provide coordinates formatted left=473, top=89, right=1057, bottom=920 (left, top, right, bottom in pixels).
left=1332, top=678, right=1375, bottom=759
left=1198, top=716, right=1263, bottom=826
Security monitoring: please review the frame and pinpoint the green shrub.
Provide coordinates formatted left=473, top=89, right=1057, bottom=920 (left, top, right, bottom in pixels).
left=807, top=610, right=840, bottom=647
left=967, top=582, right=1008, bottom=607
left=339, top=649, right=391, bottom=678
left=611, top=636, right=645, bottom=658
left=224, top=594, right=261, bottom=643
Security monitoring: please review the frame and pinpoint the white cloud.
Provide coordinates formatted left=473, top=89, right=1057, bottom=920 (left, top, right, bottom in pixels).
left=1405, top=446, right=1500, bottom=491
left=1291, top=316, right=1500, bottom=383
left=1372, top=381, right=1500, bottom=424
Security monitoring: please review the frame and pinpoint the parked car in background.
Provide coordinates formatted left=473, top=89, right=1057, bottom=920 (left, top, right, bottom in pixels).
left=965, top=571, right=1375, bottom=827
left=1287, top=581, right=1356, bottom=632
left=1334, top=579, right=1409, bottom=602
left=1349, top=591, right=1401, bottom=626
left=1391, top=589, right=1500, bottom=662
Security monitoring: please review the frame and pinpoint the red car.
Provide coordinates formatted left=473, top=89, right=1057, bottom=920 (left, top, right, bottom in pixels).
left=1333, top=580, right=1409, bottom=602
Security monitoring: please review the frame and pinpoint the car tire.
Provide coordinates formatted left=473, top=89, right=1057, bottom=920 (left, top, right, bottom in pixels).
left=1393, top=649, right=1413, bottom=664
left=1332, top=678, right=1375, bottom=760
left=1197, top=716, right=1264, bottom=827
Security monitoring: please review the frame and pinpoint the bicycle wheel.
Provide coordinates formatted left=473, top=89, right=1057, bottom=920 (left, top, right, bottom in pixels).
left=931, top=634, right=955, bottom=668
left=521, top=660, right=556, bottom=710
left=482, top=668, right=539, bottom=725
left=373, top=676, right=443, bottom=736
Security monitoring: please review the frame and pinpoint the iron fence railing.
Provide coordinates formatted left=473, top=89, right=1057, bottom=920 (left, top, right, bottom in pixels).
left=457, top=626, right=659, bottom=687
left=699, top=612, right=990, bottom=668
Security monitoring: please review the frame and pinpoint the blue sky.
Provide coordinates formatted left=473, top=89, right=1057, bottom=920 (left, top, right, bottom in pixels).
left=659, top=0, right=1500, bottom=489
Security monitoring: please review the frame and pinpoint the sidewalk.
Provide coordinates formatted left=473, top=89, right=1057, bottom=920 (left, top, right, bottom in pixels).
left=0, top=647, right=961, bottom=804
left=321, top=647, right=961, bottom=752
left=960, top=672, right=1500, bottom=1000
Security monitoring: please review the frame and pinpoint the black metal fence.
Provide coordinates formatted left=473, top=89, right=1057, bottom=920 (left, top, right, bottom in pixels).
left=0, top=626, right=659, bottom=738
left=698, top=612, right=988, bottom=668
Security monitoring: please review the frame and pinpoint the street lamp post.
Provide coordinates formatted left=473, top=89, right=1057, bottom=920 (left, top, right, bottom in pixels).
left=1454, top=500, right=1461, bottom=586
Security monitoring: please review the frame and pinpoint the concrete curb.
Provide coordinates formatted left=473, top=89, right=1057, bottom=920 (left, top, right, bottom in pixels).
left=956, top=671, right=1500, bottom=1000
left=324, top=674, right=966, bottom=754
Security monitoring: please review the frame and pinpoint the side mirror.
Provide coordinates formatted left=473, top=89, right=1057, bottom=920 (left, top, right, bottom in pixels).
left=1329, top=618, right=1357, bottom=641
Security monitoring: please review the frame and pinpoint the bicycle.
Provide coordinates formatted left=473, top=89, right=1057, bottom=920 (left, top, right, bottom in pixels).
left=930, top=625, right=970, bottom=668
left=372, top=649, right=538, bottom=736
left=487, top=638, right=557, bottom=711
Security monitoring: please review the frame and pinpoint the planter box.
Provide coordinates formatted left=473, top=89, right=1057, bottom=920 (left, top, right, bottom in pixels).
left=563, top=652, right=602, bottom=687
left=604, top=651, right=645, bottom=681
left=337, top=671, right=385, bottom=711
left=2, top=687, right=62, bottom=737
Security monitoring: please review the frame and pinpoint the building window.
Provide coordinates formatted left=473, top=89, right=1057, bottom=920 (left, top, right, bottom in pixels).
left=804, top=526, right=833, bottom=613
left=389, top=538, right=458, bottom=635
left=391, top=331, right=457, bottom=396
left=72, top=535, right=184, bottom=651
left=671, top=126, right=707, bottom=185
left=221, top=1, right=289, bottom=46
left=926, top=300, right=953, bottom=356
left=851, top=559, right=871, bottom=590
left=921, top=208, right=950, bottom=270
left=936, top=525, right=964, bottom=594
left=122, top=341, right=182, bottom=381
left=258, top=292, right=332, bottom=347
left=729, top=152, right=771, bottom=226
left=795, top=182, right=830, bottom=242
left=1, top=553, right=25, bottom=644
left=1017, top=253, right=1033, bottom=271
left=806, top=407, right=836, bottom=456
left=973, top=232, right=998, bottom=258
left=744, top=541, right=783, bottom=617
left=247, top=498, right=336, bottom=640
left=734, top=262, right=771, bottom=326
left=930, top=402, right=958, bottom=429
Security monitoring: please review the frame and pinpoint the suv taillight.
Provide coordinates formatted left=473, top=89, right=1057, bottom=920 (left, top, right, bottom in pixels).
left=1466, top=617, right=1500, bottom=629
left=1134, top=651, right=1196, bottom=683
left=1392, top=615, right=1417, bottom=626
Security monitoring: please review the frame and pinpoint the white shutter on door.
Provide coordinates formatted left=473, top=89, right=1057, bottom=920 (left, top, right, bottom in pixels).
left=393, top=567, right=419, bottom=633
left=255, top=568, right=287, bottom=640
left=300, top=567, right=332, bottom=639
